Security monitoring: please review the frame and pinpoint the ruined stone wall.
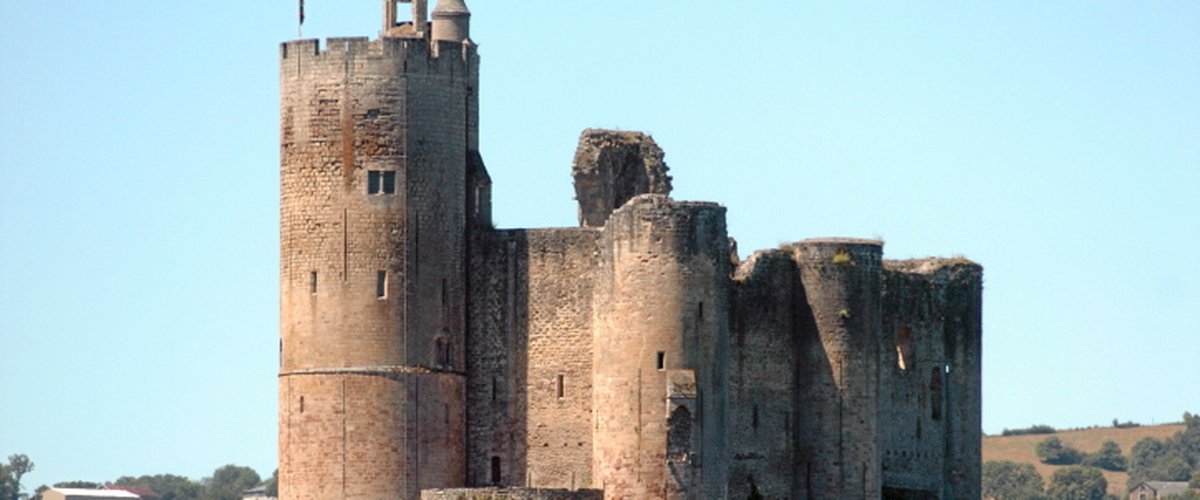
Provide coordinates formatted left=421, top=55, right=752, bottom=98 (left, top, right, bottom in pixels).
left=791, top=239, right=883, bottom=499
left=465, top=228, right=599, bottom=489
left=572, top=130, right=671, bottom=228
left=879, top=259, right=982, bottom=500
left=279, top=35, right=477, bottom=499
left=728, top=250, right=799, bottom=499
left=591, top=195, right=730, bottom=500
left=879, top=266, right=946, bottom=498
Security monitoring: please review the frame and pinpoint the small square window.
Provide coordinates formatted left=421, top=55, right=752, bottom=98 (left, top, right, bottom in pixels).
left=368, top=171, right=396, bottom=195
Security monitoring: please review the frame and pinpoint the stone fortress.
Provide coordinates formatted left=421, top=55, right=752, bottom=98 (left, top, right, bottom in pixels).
left=276, top=1, right=983, bottom=499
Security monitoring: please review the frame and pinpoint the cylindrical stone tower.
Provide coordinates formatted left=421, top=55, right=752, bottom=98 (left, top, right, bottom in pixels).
left=939, top=262, right=983, bottom=500
left=591, top=195, right=730, bottom=500
left=278, top=1, right=477, bottom=498
left=791, top=239, right=883, bottom=499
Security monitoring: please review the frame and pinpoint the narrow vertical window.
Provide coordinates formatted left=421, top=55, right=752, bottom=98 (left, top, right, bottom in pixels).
left=657, top=351, right=666, bottom=370
left=556, top=374, right=565, bottom=398
left=490, top=456, right=501, bottom=485
left=441, top=278, right=448, bottom=319
left=376, top=270, right=387, bottom=299
left=299, top=396, right=305, bottom=413
left=752, top=405, right=760, bottom=431
left=382, top=171, right=396, bottom=194
left=309, top=271, right=318, bottom=294
left=368, top=170, right=381, bottom=194
left=930, top=367, right=943, bottom=421
left=897, top=327, right=915, bottom=371
left=491, top=376, right=498, bottom=402
left=698, top=301, right=704, bottom=321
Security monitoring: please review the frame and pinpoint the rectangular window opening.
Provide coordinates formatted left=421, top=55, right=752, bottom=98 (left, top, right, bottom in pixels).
left=310, top=271, right=318, bottom=294
left=382, top=171, right=396, bottom=194
left=376, top=270, right=388, bottom=299
left=556, top=374, right=565, bottom=398
left=492, top=376, right=498, bottom=402
left=698, top=301, right=704, bottom=321
left=367, top=170, right=396, bottom=195
left=393, top=1, right=414, bottom=26
left=656, top=351, right=666, bottom=371
left=368, top=170, right=381, bottom=194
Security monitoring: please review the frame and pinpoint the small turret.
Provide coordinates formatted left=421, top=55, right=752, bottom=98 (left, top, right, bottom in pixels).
left=432, top=0, right=471, bottom=43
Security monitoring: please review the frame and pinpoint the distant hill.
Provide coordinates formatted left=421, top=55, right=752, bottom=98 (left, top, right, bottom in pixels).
left=983, top=423, right=1185, bottom=495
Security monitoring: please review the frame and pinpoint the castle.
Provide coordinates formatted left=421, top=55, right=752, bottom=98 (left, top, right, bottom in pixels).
left=277, top=2, right=983, bottom=499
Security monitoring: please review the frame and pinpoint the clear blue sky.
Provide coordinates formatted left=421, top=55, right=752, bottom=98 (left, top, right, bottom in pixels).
left=1, top=0, right=1197, bottom=490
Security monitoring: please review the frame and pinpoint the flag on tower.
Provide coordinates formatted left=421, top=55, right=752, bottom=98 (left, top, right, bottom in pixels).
left=299, top=0, right=305, bottom=25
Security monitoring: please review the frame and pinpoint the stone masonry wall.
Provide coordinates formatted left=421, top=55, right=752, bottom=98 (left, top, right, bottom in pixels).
left=421, top=488, right=603, bottom=500
left=879, top=259, right=983, bottom=500
left=465, top=228, right=600, bottom=489
left=879, top=266, right=947, bottom=498
left=279, top=34, right=477, bottom=499
left=592, top=195, right=730, bottom=500
left=728, top=250, right=798, bottom=499
left=791, top=239, right=883, bottom=500
left=521, top=229, right=600, bottom=489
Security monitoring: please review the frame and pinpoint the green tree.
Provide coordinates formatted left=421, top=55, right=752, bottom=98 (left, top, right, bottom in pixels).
left=114, top=474, right=202, bottom=500
left=1130, top=437, right=1167, bottom=470
left=1037, top=437, right=1084, bottom=465
left=1190, top=469, right=1200, bottom=488
left=982, top=460, right=1046, bottom=500
left=200, top=465, right=260, bottom=500
left=1046, top=466, right=1107, bottom=500
left=53, top=482, right=102, bottom=489
left=1081, top=440, right=1127, bottom=472
left=0, top=454, right=35, bottom=500
left=263, top=470, right=277, bottom=497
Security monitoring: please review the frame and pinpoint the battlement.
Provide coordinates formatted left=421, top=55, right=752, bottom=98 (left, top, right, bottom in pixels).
left=280, top=35, right=476, bottom=71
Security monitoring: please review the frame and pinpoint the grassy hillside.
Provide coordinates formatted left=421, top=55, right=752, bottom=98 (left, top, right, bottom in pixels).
left=983, top=424, right=1185, bottom=496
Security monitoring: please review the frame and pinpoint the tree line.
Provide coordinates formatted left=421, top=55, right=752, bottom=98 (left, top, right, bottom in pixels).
left=0, top=454, right=276, bottom=500
left=984, top=412, right=1200, bottom=500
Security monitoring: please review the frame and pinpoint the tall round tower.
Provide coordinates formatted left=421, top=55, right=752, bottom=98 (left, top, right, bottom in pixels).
left=791, top=239, right=883, bottom=499
left=591, top=195, right=731, bottom=500
left=278, top=1, right=477, bottom=498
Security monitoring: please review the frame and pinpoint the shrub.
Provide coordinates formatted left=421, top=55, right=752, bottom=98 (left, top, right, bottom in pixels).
left=1037, top=437, right=1084, bottom=466
left=1003, top=425, right=1058, bottom=437
left=1046, top=466, right=1106, bottom=500
left=983, top=460, right=1046, bottom=500
left=1081, top=441, right=1127, bottom=472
